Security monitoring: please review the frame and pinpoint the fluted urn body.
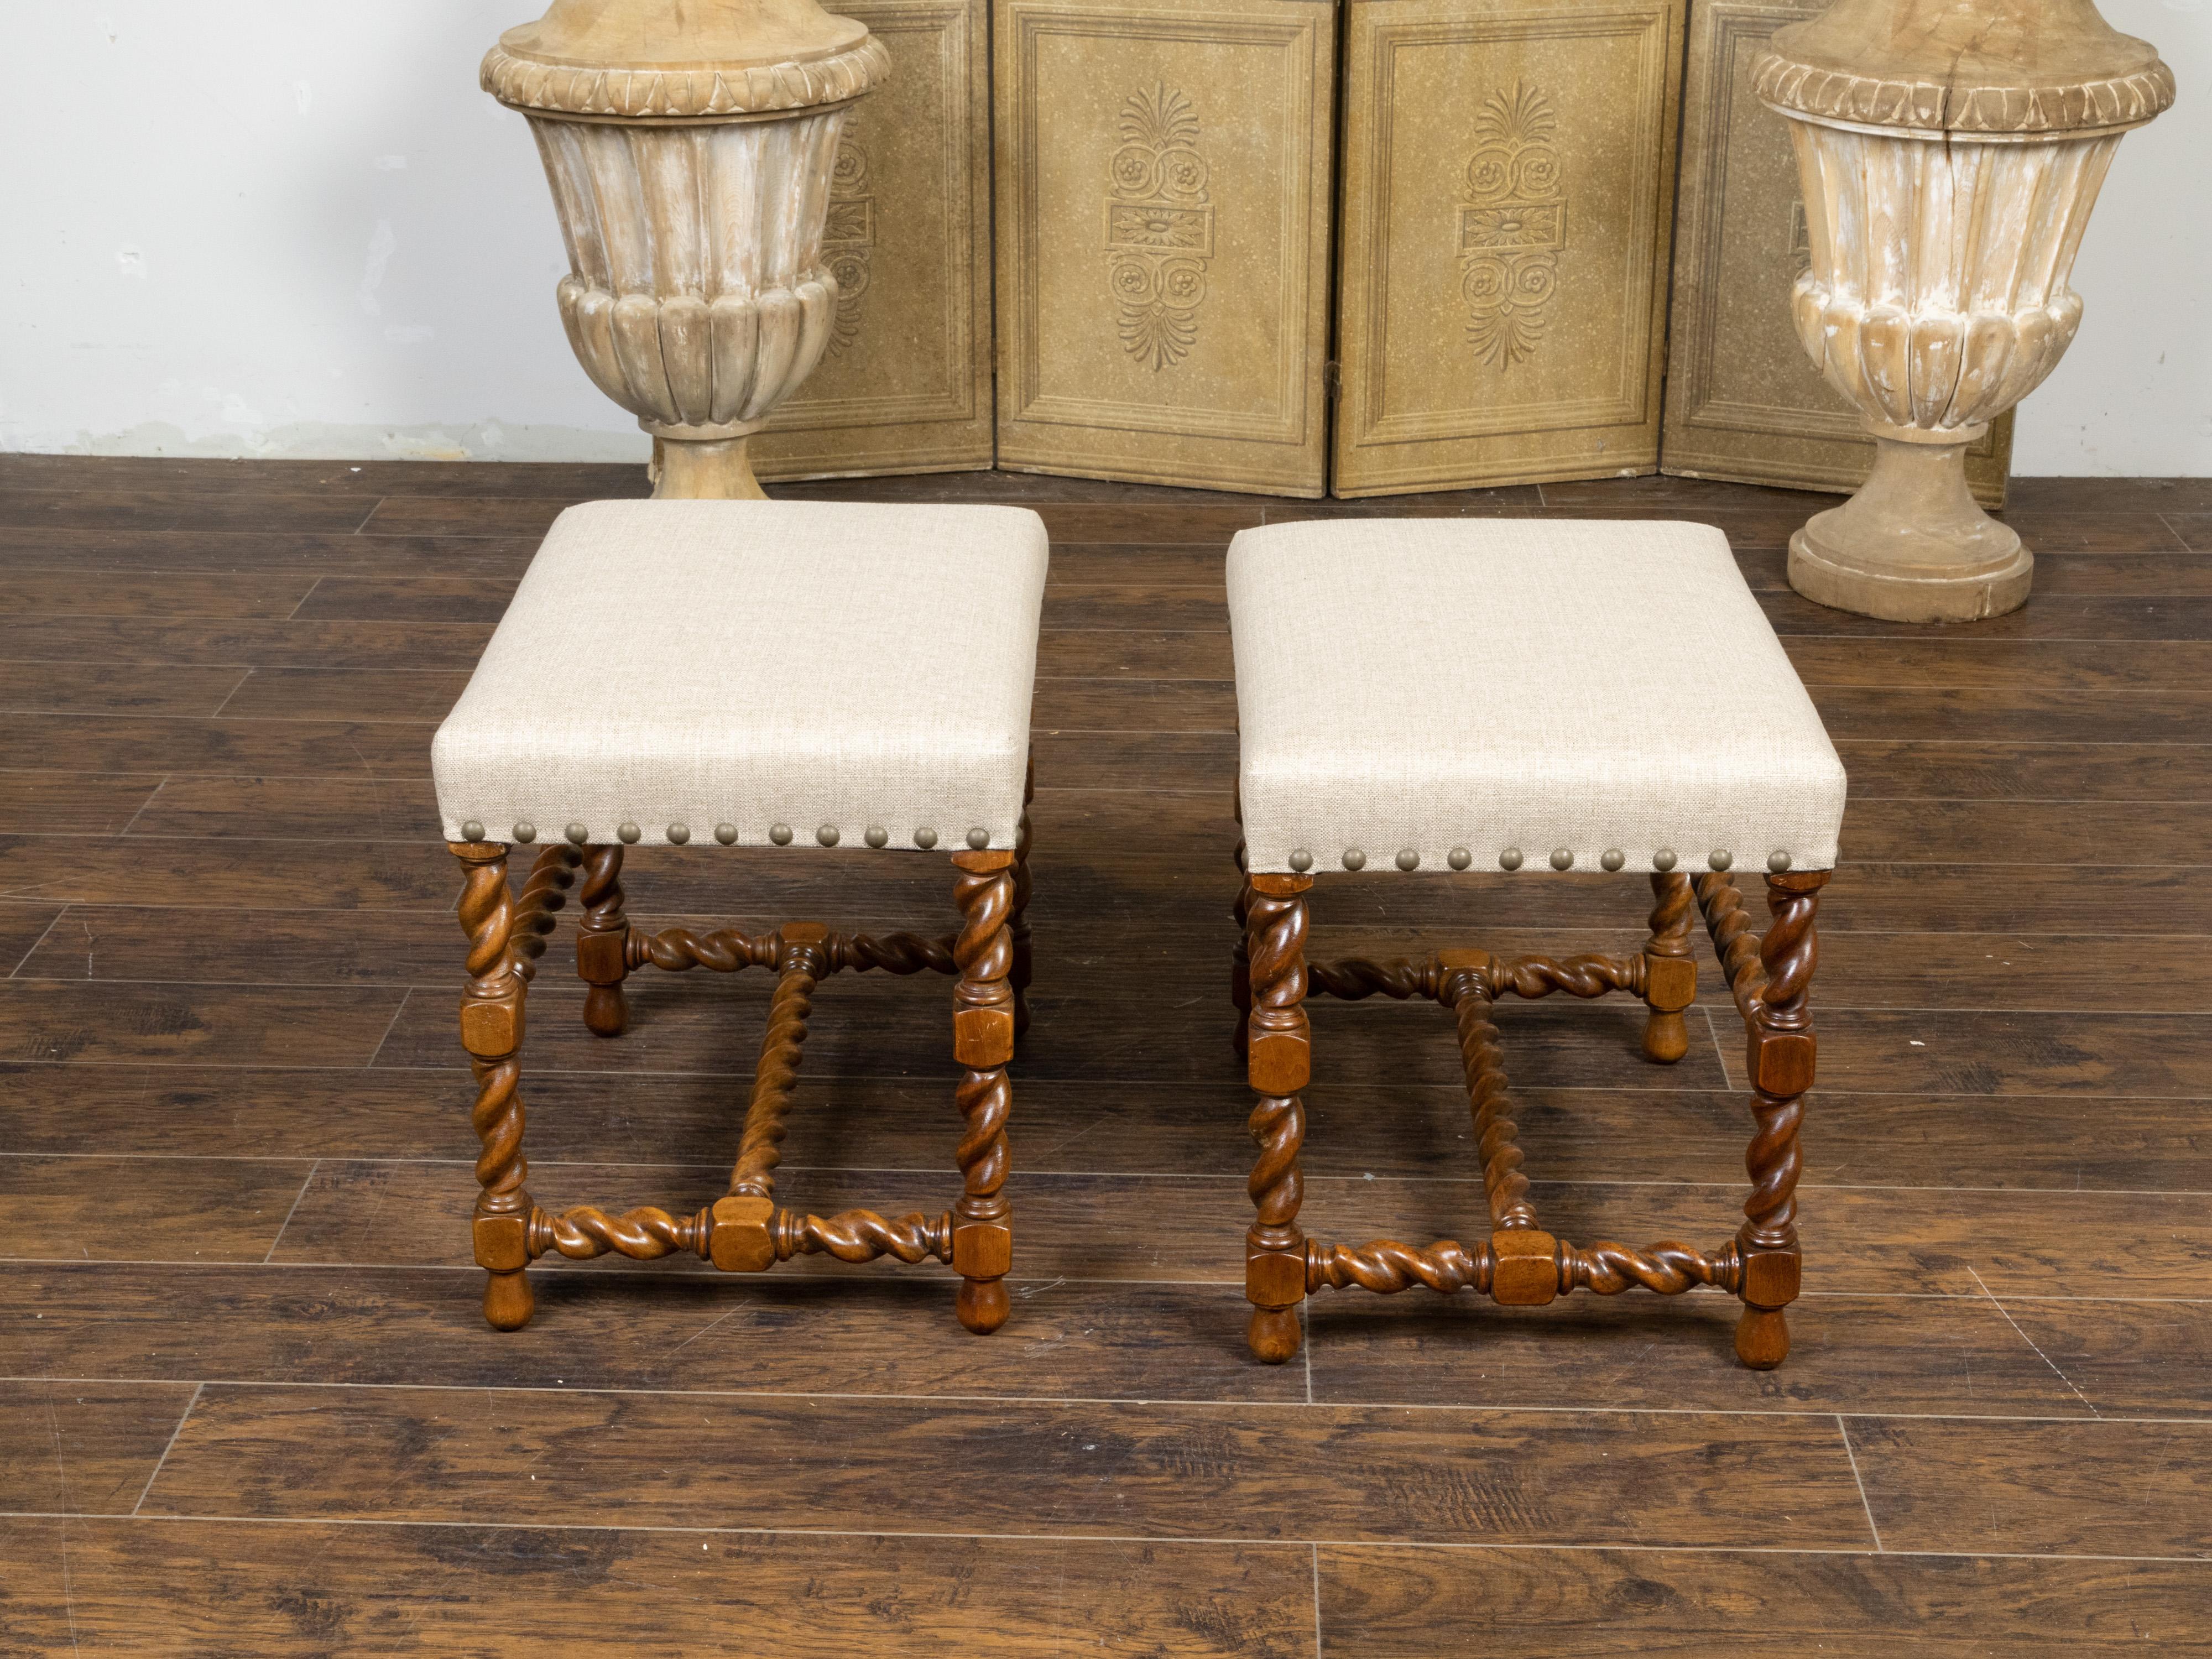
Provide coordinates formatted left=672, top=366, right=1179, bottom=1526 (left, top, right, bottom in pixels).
left=485, top=1, right=889, bottom=498
left=1754, top=0, right=2173, bottom=621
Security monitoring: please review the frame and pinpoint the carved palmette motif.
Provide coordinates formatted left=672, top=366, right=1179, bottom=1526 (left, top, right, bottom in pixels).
left=1459, top=81, right=1566, bottom=371
left=823, top=137, right=877, bottom=358
left=1105, top=84, right=1215, bottom=371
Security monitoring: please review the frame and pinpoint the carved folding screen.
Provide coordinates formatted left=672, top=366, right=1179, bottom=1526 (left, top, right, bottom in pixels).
left=753, top=0, right=996, bottom=482
left=1658, top=0, right=2013, bottom=505
left=992, top=0, right=1339, bottom=497
left=1331, top=0, right=1687, bottom=496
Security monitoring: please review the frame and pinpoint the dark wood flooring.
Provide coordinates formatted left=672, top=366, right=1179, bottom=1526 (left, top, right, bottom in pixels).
left=3, top=455, right=2210, bottom=1654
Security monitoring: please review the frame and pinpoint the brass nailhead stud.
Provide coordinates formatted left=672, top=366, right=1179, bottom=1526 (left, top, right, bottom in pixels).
left=512, top=822, right=536, bottom=844
left=1342, top=848, right=1366, bottom=871
left=1396, top=848, right=1420, bottom=871
left=817, top=824, right=840, bottom=847
left=714, top=823, right=738, bottom=846
left=461, top=820, right=485, bottom=842
left=1550, top=848, right=1574, bottom=871
left=618, top=822, right=641, bottom=845
left=565, top=822, right=588, bottom=846
left=667, top=823, right=691, bottom=846
left=769, top=823, right=794, bottom=846
left=865, top=826, right=889, bottom=848
left=1601, top=848, right=1625, bottom=872
left=1652, top=848, right=1677, bottom=872
left=1709, top=849, right=1733, bottom=872
left=915, top=827, right=939, bottom=849
left=1499, top=847, right=1524, bottom=871
left=1289, top=848, right=1313, bottom=873
left=1768, top=850, right=1792, bottom=873
left=1448, top=847, right=1472, bottom=870
left=967, top=827, right=990, bottom=851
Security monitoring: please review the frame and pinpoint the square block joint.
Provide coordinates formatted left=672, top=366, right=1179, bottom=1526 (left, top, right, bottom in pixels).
left=1491, top=1229, right=1558, bottom=1306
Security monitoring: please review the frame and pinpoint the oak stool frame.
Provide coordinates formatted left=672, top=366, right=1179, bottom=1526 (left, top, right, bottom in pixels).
left=1234, top=857, right=1827, bottom=1369
left=447, top=794, right=1032, bottom=1337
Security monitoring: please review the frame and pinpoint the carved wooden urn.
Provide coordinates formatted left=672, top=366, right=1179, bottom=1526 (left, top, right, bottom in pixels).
left=484, top=0, right=889, bottom=498
left=1754, top=1, right=2172, bottom=621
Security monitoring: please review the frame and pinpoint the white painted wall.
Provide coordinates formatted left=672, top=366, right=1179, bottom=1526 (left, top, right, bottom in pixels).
left=3, top=1, right=2206, bottom=474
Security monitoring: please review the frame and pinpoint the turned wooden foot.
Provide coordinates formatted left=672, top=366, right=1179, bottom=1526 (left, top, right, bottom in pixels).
left=1248, top=1306, right=1300, bottom=1364
left=1641, top=1011, right=1689, bottom=1063
left=1735, top=1305, right=1789, bottom=1369
left=483, top=1269, right=534, bottom=1331
left=957, top=1277, right=1010, bottom=1334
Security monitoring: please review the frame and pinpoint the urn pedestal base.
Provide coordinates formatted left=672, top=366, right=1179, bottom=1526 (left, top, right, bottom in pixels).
left=649, top=431, right=770, bottom=502
left=1786, top=430, right=2032, bottom=624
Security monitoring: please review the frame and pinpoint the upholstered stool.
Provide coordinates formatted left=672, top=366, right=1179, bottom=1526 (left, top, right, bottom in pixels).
left=1227, top=519, right=1848, bottom=1369
left=432, top=500, right=1047, bottom=1335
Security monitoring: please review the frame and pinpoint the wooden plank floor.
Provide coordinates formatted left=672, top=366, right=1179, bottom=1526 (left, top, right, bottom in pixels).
left=3, top=455, right=2210, bottom=1654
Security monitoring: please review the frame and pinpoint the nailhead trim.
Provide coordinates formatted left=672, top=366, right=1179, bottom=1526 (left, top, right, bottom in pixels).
left=1395, top=848, right=1420, bottom=871
left=1289, top=848, right=1314, bottom=873
left=1342, top=848, right=1366, bottom=871
left=1652, top=848, right=1678, bottom=872
left=565, top=822, right=589, bottom=846
left=769, top=823, right=794, bottom=846
left=667, top=823, right=690, bottom=845
left=1499, top=847, right=1524, bottom=871
left=513, top=822, right=536, bottom=844
left=714, top=823, right=738, bottom=845
left=1448, top=847, right=1472, bottom=870
left=1709, top=849, right=1733, bottom=872
left=618, top=822, right=641, bottom=845
left=461, top=820, right=485, bottom=842
left=915, top=827, right=939, bottom=849
left=817, top=824, right=840, bottom=847
left=966, top=827, right=990, bottom=850
left=1601, top=849, right=1625, bottom=872
left=1550, top=848, right=1573, bottom=870
left=865, top=825, right=889, bottom=848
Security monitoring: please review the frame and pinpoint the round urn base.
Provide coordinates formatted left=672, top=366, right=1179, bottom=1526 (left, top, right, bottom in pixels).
left=1786, top=432, right=2033, bottom=624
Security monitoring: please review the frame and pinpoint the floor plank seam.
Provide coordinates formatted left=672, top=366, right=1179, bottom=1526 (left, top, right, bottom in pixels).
left=109, top=776, right=168, bottom=839
left=1966, top=1264, right=2103, bottom=1418
left=1834, top=1415, right=1887, bottom=1553
left=260, top=1161, right=321, bottom=1265
left=203, top=669, right=258, bottom=718
left=11, top=1373, right=2212, bottom=1428
left=13, top=1507, right=2212, bottom=1564
left=7, top=906, right=67, bottom=978
left=128, top=1381, right=203, bottom=1517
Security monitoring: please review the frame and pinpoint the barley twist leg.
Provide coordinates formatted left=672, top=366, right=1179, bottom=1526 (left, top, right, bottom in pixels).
left=951, top=851, right=1018, bottom=1333
left=1641, top=872, right=1698, bottom=1063
left=452, top=841, right=536, bottom=1331
left=1735, top=871, right=1828, bottom=1370
left=1230, top=842, right=1256, bottom=1058
left=578, top=844, right=630, bottom=1037
left=1244, top=874, right=1313, bottom=1362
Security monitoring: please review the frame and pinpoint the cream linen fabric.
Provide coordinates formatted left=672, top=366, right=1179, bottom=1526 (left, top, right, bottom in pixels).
left=432, top=500, right=1048, bottom=849
left=1228, top=519, right=1847, bottom=875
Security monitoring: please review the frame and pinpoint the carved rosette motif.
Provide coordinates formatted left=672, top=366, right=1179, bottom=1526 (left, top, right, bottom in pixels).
left=1459, top=82, right=1567, bottom=371
left=1104, top=84, right=1214, bottom=371
left=822, top=136, right=877, bottom=358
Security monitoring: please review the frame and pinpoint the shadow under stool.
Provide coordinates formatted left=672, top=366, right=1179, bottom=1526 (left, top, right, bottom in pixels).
left=1224, top=518, right=1850, bottom=1369
left=430, top=500, right=1048, bottom=1335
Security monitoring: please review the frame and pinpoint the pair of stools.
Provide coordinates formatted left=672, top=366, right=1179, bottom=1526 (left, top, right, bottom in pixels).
left=432, top=502, right=1847, bottom=1369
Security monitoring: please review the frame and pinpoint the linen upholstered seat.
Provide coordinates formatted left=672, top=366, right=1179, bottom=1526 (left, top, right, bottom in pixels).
left=1227, top=518, right=1847, bottom=878
left=434, top=499, right=1048, bottom=853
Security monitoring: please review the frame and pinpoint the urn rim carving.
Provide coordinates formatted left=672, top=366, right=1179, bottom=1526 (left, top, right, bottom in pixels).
left=1751, top=0, right=2174, bottom=139
left=484, top=0, right=889, bottom=121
